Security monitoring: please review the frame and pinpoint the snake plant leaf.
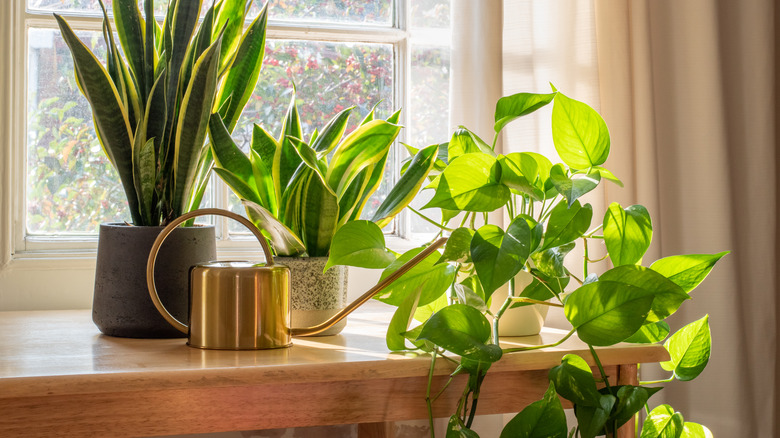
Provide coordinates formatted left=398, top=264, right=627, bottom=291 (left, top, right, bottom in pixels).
left=172, top=35, right=222, bottom=215
left=164, top=0, right=201, bottom=136
left=500, top=382, right=567, bottom=438
left=417, top=304, right=502, bottom=363
left=326, top=119, right=401, bottom=197
left=448, top=127, right=495, bottom=162
left=275, top=94, right=304, bottom=194
left=213, top=167, right=263, bottom=207
left=280, top=166, right=307, bottom=240
left=54, top=15, right=139, bottom=224
left=212, top=0, right=246, bottom=72
left=386, top=285, right=423, bottom=351
left=133, top=138, right=156, bottom=225
left=625, top=321, right=671, bottom=344
left=209, top=113, right=255, bottom=184
left=144, top=70, right=167, bottom=154
left=604, top=203, right=653, bottom=266
left=311, top=106, right=354, bottom=154
left=112, top=0, right=146, bottom=97
left=471, top=216, right=533, bottom=299
left=297, top=171, right=339, bottom=257
left=242, top=200, right=306, bottom=257
left=640, top=404, right=684, bottom=438
left=661, top=315, right=711, bottom=381
left=286, top=138, right=327, bottom=184
left=550, top=164, right=601, bottom=207
left=600, top=265, right=689, bottom=323
left=186, top=146, right=214, bottom=215
left=249, top=149, right=277, bottom=214
left=498, top=153, right=545, bottom=201
left=564, top=280, right=656, bottom=346
left=251, top=123, right=281, bottom=207
left=681, top=422, right=713, bottom=438
left=575, top=394, right=617, bottom=438
left=372, top=143, right=438, bottom=228
left=542, top=200, right=593, bottom=250
left=552, top=92, right=610, bottom=170
left=423, top=153, right=510, bottom=212
left=649, top=252, right=729, bottom=293
left=216, top=4, right=268, bottom=131
left=375, top=246, right=456, bottom=307
left=336, top=167, right=373, bottom=225
left=324, top=220, right=395, bottom=271
left=494, top=92, right=557, bottom=134
left=548, top=354, right=602, bottom=407
left=143, top=0, right=156, bottom=96
left=437, top=227, right=475, bottom=264
left=606, top=385, right=663, bottom=428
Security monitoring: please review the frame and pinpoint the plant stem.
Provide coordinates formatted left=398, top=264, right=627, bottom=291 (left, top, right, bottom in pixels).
left=509, top=297, right=564, bottom=307
left=470, top=212, right=476, bottom=229
left=529, top=271, right=563, bottom=303
left=639, top=376, right=675, bottom=385
left=459, top=213, right=469, bottom=228
left=491, top=132, right=499, bottom=151
left=492, top=277, right=516, bottom=343
left=502, top=328, right=576, bottom=353
left=585, top=223, right=604, bottom=237
left=583, top=238, right=589, bottom=278
left=589, top=345, right=613, bottom=395
left=409, top=207, right=455, bottom=231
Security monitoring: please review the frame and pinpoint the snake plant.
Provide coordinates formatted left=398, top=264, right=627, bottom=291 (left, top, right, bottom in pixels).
left=209, top=93, right=432, bottom=258
left=55, top=0, right=268, bottom=225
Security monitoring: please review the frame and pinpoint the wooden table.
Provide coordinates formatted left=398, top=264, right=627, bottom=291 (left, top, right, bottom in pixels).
left=0, top=303, right=667, bottom=437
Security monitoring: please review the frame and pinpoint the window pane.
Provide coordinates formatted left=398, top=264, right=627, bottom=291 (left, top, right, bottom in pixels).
left=27, top=28, right=129, bottom=235
left=28, top=0, right=392, bottom=26
left=408, top=44, right=450, bottom=236
left=410, top=0, right=450, bottom=29
left=228, top=39, right=394, bottom=234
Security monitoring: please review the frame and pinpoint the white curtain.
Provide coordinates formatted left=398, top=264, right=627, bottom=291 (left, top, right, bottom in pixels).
left=595, top=1, right=777, bottom=436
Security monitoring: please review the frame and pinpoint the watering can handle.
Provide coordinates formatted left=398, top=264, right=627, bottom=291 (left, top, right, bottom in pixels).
left=146, top=208, right=275, bottom=334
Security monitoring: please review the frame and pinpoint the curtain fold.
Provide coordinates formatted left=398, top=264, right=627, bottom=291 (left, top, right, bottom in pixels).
left=595, top=1, right=777, bottom=436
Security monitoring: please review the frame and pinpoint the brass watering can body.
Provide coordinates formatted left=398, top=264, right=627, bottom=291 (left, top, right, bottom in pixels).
left=146, top=208, right=446, bottom=350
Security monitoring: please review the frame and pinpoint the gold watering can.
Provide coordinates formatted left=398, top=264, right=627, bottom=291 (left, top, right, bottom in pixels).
left=146, top=208, right=447, bottom=350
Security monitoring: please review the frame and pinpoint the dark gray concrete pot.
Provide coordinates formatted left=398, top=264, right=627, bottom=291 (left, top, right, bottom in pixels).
left=93, top=223, right=216, bottom=338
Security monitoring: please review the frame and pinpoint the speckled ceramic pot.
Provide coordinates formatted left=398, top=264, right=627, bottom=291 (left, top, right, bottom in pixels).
left=273, top=256, right=348, bottom=336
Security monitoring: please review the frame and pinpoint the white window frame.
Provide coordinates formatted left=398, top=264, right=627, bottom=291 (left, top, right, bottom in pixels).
left=0, top=0, right=454, bottom=309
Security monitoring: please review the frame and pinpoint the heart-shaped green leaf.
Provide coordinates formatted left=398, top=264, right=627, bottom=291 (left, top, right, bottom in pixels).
left=417, top=304, right=503, bottom=363
left=448, top=127, right=494, bottom=162
left=500, top=382, right=567, bottom=438
left=550, top=165, right=601, bottom=207
left=625, top=321, right=671, bottom=344
left=661, top=315, right=711, bottom=381
left=373, top=143, right=438, bottom=228
left=324, top=220, right=395, bottom=271
left=681, top=422, right=713, bottom=438
left=499, top=153, right=545, bottom=200
left=650, top=252, right=729, bottom=293
left=386, top=285, right=423, bottom=351
left=551, top=92, right=610, bottom=169
left=604, top=203, right=653, bottom=266
left=605, top=385, right=663, bottom=428
left=531, top=242, right=575, bottom=278
left=515, top=269, right=569, bottom=307
left=494, top=92, right=557, bottom=134
left=542, top=200, right=593, bottom=250
left=575, top=394, right=616, bottom=438
left=600, top=265, right=689, bottom=323
left=564, top=281, right=655, bottom=346
left=447, top=415, right=481, bottom=438
left=471, top=217, right=533, bottom=298
left=641, top=404, right=684, bottom=438
left=548, top=354, right=602, bottom=407
left=423, top=153, right=511, bottom=212
left=375, top=246, right=456, bottom=307
left=438, top=227, right=475, bottom=264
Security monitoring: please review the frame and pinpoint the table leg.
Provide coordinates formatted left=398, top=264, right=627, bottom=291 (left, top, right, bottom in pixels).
left=358, top=422, right=395, bottom=438
left=616, top=363, right=639, bottom=438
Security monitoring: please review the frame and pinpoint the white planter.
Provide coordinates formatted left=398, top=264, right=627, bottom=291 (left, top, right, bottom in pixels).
left=489, top=271, right=550, bottom=337
left=274, top=256, right=348, bottom=336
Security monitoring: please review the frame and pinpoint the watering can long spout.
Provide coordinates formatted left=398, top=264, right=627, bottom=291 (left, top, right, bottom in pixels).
left=146, top=208, right=447, bottom=349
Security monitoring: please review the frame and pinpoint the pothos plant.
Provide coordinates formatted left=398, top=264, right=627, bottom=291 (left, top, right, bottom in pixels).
left=208, top=92, right=419, bottom=258
left=326, top=87, right=727, bottom=437
left=55, top=0, right=268, bottom=225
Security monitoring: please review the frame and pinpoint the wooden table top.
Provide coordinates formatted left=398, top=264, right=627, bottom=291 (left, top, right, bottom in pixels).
left=0, top=302, right=668, bottom=399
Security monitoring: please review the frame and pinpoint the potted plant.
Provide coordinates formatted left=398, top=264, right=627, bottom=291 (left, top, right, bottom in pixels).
left=325, top=88, right=727, bottom=437
left=208, top=93, right=427, bottom=334
left=55, top=0, right=268, bottom=337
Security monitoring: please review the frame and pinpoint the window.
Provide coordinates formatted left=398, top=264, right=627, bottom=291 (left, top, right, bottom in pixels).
left=0, top=0, right=453, bottom=307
